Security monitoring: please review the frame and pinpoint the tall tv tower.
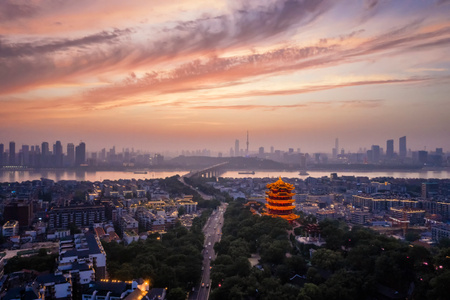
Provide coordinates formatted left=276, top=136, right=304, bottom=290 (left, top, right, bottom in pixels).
left=246, top=130, right=249, bottom=155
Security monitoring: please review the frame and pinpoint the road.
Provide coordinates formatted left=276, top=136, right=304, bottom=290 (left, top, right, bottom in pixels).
left=178, top=176, right=213, bottom=200
left=190, top=202, right=227, bottom=300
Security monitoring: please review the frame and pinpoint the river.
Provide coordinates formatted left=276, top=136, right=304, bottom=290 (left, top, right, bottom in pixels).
left=0, top=169, right=449, bottom=183
left=0, top=170, right=188, bottom=183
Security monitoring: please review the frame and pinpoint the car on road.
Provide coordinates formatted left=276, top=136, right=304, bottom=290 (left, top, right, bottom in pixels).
left=209, top=256, right=212, bottom=260
left=202, top=283, right=205, bottom=288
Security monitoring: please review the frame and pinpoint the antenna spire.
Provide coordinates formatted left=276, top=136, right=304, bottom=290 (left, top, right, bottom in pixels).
left=246, top=130, right=249, bottom=155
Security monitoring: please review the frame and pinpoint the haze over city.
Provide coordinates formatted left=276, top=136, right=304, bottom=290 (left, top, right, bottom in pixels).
left=1, top=0, right=450, bottom=153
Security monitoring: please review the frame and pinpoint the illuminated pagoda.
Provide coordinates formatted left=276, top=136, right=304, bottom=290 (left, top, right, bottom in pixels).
left=264, top=177, right=298, bottom=222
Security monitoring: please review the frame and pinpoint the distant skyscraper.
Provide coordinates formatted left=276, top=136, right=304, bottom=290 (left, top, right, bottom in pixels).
left=333, top=138, right=339, bottom=158
left=67, top=143, right=75, bottom=166
left=418, top=150, right=428, bottom=165
left=371, top=145, right=380, bottom=163
left=29, top=145, right=35, bottom=167
left=41, top=142, right=49, bottom=156
left=21, top=145, right=29, bottom=166
left=75, top=142, right=86, bottom=166
left=246, top=131, right=249, bottom=156
left=366, top=149, right=373, bottom=163
left=235, top=139, right=239, bottom=157
left=100, top=148, right=106, bottom=161
left=386, top=139, right=394, bottom=159
left=399, top=136, right=406, bottom=158
left=53, top=141, right=63, bottom=167
left=0, top=143, right=3, bottom=166
left=41, top=142, right=50, bottom=167
left=259, top=147, right=264, bottom=155
left=9, top=141, right=15, bottom=165
left=300, top=154, right=307, bottom=169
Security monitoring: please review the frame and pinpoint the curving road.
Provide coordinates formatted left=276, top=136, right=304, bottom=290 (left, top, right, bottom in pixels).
left=178, top=176, right=213, bottom=200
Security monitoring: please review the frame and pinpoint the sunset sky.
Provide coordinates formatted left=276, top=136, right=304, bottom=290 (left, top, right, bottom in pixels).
left=1, top=0, right=450, bottom=154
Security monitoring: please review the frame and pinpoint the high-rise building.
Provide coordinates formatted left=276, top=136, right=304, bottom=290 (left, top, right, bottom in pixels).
left=41, top=142, right=49, bottom=156
left=30, top=145, right=40, bottom=168
left=100, top=148, right=106, bottom=161
left=67, top=143, right=75, bottom=166
left=0, top=143, right=4, bottom=166
left=53, top=140, right=63, bottom=167
left=399, top=136, right=407, bottom=158
left=3, top=200, right=33, bottom=228
left=422, top=182, right=439, bottom=199
left=21, top=145, right=30, bottom=166
left=259, top=147, right=264, bottom=155
left=371, top=145, right=380, bottom=163
left=42, top=142, right=50, bottom=167
left=418, top=150, right=428, bottom=165
left=333, top=138, right=339, bottom=158
left=386, top=139, right=394, bottom=159
left=235, top=139, right=239, bottom=157
left=9, top=141, right=16, bottom=165
left=366, top=149, right=373, bottom=163
left=75, top=142, right=86, bottom=166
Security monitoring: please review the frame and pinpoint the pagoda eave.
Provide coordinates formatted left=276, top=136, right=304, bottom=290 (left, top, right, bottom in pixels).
left=266, top=204, right=295, bottom=211
left=266, top=198, right=295, bottom=205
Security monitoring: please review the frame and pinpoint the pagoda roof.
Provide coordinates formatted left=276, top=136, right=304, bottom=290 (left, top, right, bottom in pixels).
left=265, top=204, right=296, bottom=211
left=266, top=199, right=295, bottom=205
left=266, top=191, right=296, bottom=198
left=266, top=177, right=295, bottom=191
left=262, top=212, right=299, bottom=222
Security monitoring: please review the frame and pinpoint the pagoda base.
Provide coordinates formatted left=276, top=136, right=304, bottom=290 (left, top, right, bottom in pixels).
left=262, top=212, right=299, bottom=222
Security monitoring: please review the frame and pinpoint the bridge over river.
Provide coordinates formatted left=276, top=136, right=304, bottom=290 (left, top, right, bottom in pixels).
left=183, top=162, right=228, bottom=179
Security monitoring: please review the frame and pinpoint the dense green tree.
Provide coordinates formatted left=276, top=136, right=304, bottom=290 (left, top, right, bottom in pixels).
left=427, top=270, right=450, bottom=300
left=4, top=253, right=58, bottom=274
left=101, top=211, right=207, bottom=295
left=436, top=237, right=450, bottom=248
left=405, top=230, right=421, bottom=242
left=297, top=283, right=323, bottom=300
left=319, top=219, right=347, bottom=250
left=306, top=267, right=324, bottom=285
left=320, top=270, right=375, bottom=300
left=167, top=287, right=186, bottom=300
left=311, top=248, right=343, bottom=271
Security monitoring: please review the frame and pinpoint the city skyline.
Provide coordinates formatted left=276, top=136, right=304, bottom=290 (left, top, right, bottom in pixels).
left=1, top=1, right=450, bottom=152
left=0, top=134, right=447, bottom=158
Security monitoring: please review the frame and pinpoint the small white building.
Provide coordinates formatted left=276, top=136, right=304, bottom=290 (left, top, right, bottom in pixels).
left=123, top=231, right=139, bottom=245
left=121, top=214, right=139, bottom=231
left=35, top=274, right=71, bottom=300
left=176, top=198, right=198, bottom=214
left=58, top=233, right=107, bottom=280
left=2, top=220, right=19, bottom=237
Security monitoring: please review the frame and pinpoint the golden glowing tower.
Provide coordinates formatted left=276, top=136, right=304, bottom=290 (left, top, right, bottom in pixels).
left=264, top=177, right=298, bottom=222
